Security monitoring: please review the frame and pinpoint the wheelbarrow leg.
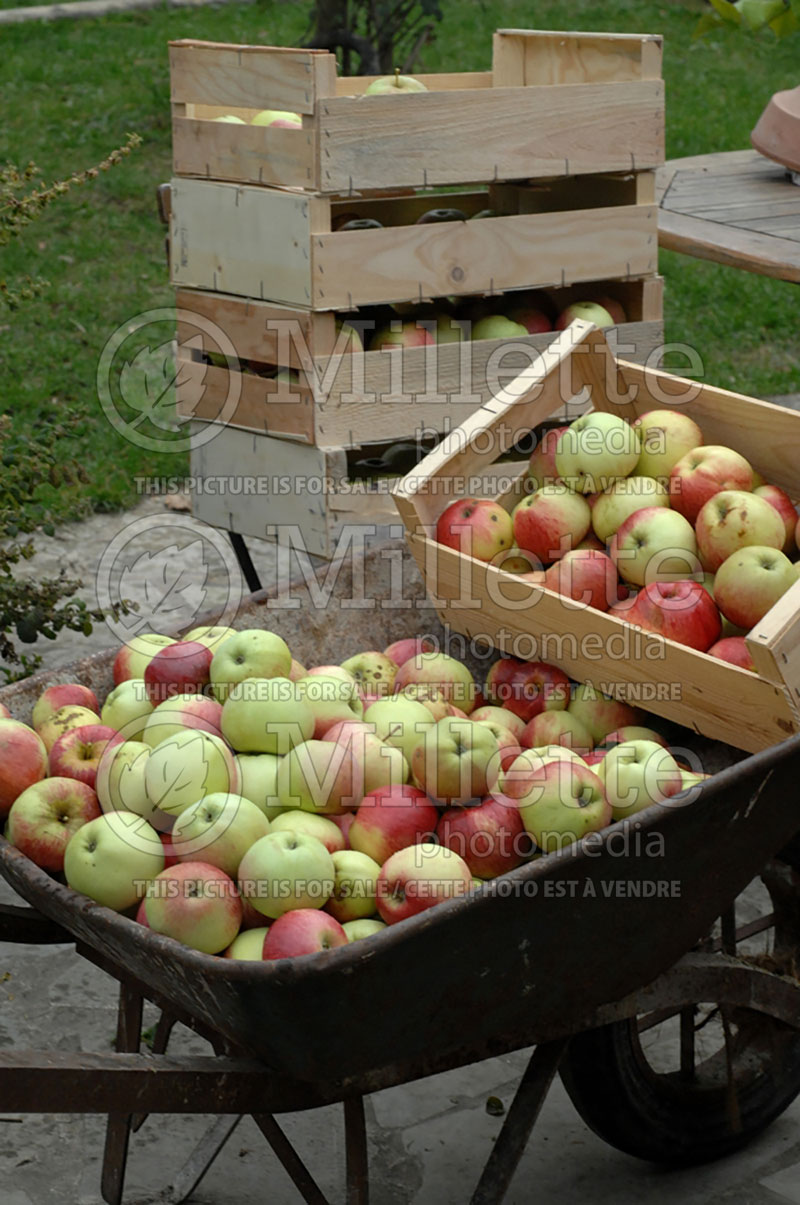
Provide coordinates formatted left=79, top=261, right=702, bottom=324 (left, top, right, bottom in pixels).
left=252, top=1113, right=332, bottom=1205
left=344, top=1095, right=369, bottom=1205
left=131, top=1009, right=177, bottom=1132
left=101, top=980, right=143, bottom=1205
left=470, top=1038, right=570, bottom=1205
left=160, top=1114, right=243, bottom=1205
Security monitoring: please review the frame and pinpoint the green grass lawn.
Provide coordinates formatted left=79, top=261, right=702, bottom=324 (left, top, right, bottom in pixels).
left=1, top=0, right=798, bottom=523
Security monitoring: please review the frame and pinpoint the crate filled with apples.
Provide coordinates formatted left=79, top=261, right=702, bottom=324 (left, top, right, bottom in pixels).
left=0, top=621, right=698, bottom=962
left=394, top=321, right=800, bottom=753
left=178, top=276, right=663, bottom=449
left=169, top=30, right=663, bottom=194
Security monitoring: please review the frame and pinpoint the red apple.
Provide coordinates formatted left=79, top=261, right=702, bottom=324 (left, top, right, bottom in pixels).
left=508, top=305, right=552, bottom=334
left=470, top=705, right=526, bottom=740
left=160, top=833, right=180, bottom=867
left=376, top=842, right=472, bottom=924
left=145, top=862, right=243, bottom=954
left=7, top=777, right=100, bottom=871
left=707, top=636, right=755, bottom=671
left=669, top=445, right=754, bottom=523
left=484, top=659, right=570, bottom=724
left=512, top=485, right=591, bottom=563
left=384, top=637, right=435, bottom=667
left=527, top=426, right=568, bottom=492
left=48, top=724, right=124, bottom=791
left=568, top=684, right=641, bottom=745
left=754, top=485, right=798, bottom=555
left=349, top=784, right=438, bottom=865
left=32, top=683, right=99, bottom=733
left=600, top=726, right=669, bottom=751
left=112, top=633, right=176, bottom=685
left=0, top=703, right=9, bottom=719
left=143, top=692, right=223, bottom=747
left=435, top=498, right=514, bottom=562
left=612, top=580, right=721, bottom=651
left=370, top=322, right=434, bottom=350
left=436, top=795, right=528, bottom=878
left=144, top=641, right=214, bottom=704
left=470, top=721, right=521, bottom=771
left=0, top=719, right=48, bottom=818
left=262, top=909, right=348, bottom=959
left=543, top=549, right=618, bottom=611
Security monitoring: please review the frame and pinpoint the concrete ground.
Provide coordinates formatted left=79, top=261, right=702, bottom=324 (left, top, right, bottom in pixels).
left=4, top=875, right=800, bottom=1205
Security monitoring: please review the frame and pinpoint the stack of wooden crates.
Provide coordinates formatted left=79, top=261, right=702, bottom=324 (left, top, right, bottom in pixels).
left=168, top=29, right=665, bottom=557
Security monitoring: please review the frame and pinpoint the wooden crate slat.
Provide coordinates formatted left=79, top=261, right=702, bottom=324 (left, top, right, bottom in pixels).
left=177, top=363, right=316, bottom=443
left=402, top=535, right=796, bottom=754
left=170, top=179, right=313, bottom=304
left=333, top=72, right=493, bottom=95
left=169, top=40, right=335, bottom=114
left=172, top=117, right=315, bottom=190
left=317, top=82, right=664, bottom=194
left=492, top=29, right=662, bottom=85
left=312, top=204, right=657, bottom=310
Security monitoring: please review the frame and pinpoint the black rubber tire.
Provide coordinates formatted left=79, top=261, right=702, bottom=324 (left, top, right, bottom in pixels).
left=561, top=854, right=800, bottom=1167
left=560, top=1009, right=800, bottom=1166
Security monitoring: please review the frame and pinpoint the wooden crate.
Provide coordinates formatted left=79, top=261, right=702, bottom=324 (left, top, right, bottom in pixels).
left=169, top=172, right=658, bottom=309
left=392, top=321, right=800, bottom=754
left=189, top=425, right=533, bottom=559
left=174, top=277, right=663, bottom=447
left=170, top=30, right=664, bottom=195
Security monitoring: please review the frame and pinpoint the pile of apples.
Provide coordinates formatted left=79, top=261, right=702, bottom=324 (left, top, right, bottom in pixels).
left=436, top=407, right=800, bottom=667
left=0, top=628, right=701, bottom=961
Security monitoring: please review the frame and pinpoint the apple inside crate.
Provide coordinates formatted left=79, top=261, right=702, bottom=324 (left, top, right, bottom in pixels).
left=175, top=277, right=663, bottom=448
left=169, top=170, right=658, bottom=311
left=392, top=321, right=800, bottom=754
left=170, top=29, right=663, bottom=194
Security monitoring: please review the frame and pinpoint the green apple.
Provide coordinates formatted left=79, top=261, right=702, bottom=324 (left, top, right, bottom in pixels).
left=598, top=740, right=684, bottom=820
left=411, top=717, right=500, bottom=806
left=224, top=927, right=270, bottom=959
left=609, top=507, right=698, bottom=587
left=250, top=109, right=302, bottom=127
left=172, top=792, right=271, bottom=878
left=269, top=809, right=345, bottom=853
left=144, top=730, right=239, bottom=817
left=100, top=679, right=154, bottom=742
left=518, top=760, right=611, bottom=852
left=277, top=739, right=368, bottom=815
left=342, top=918, right=387, bottom=942
left=364, top=72, right=427, bottom=95
left=471, top=315, right=529, bottom=341
left=555, top=413, right=641, bottom=493
left=363, top=697, right=435, bottom=763
left=221, top=677, right=314, bottom=755
left=326, top=849, right=381, bottom=923
left=142, top=692, right=222, bottom=748
left=145, top=862, right=242, bottom=954
left=96, top=740, right=153, bottom=819
left=64, top=811, right=164, bottom=911
left=295, top=673, right=364, bottom=738
left=210, top=630, right=292, bottom=702
left=237, top=830, right=336, bottom=919
left=591, top=476, right=670, bottom=543
left=340, top=652, right=397, bottom=697
left=183, top=624, right=239, bottom=653
left=214, top=115, right=246, bottom=124
left=112, top=633, right=175, bottom=685
left=235, top=752, right=284, bottom=820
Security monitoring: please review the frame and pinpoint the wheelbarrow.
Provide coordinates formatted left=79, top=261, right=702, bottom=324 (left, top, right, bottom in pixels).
left=1, top=538, right=800, bottom=1205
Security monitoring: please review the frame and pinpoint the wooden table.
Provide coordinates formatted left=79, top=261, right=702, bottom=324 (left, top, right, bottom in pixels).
left=656, top=149, right=800, bottom=283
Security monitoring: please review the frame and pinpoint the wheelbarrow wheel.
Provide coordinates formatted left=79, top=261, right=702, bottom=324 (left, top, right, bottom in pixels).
left=560, top=861, right=800, bottom=1166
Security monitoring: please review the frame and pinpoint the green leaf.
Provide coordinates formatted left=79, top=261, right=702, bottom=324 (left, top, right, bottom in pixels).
left=738, top=0, right=786, bottom=28
left=770, top=5, right=799, bottom=33
left=694, top=10, right=725, bottom=36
